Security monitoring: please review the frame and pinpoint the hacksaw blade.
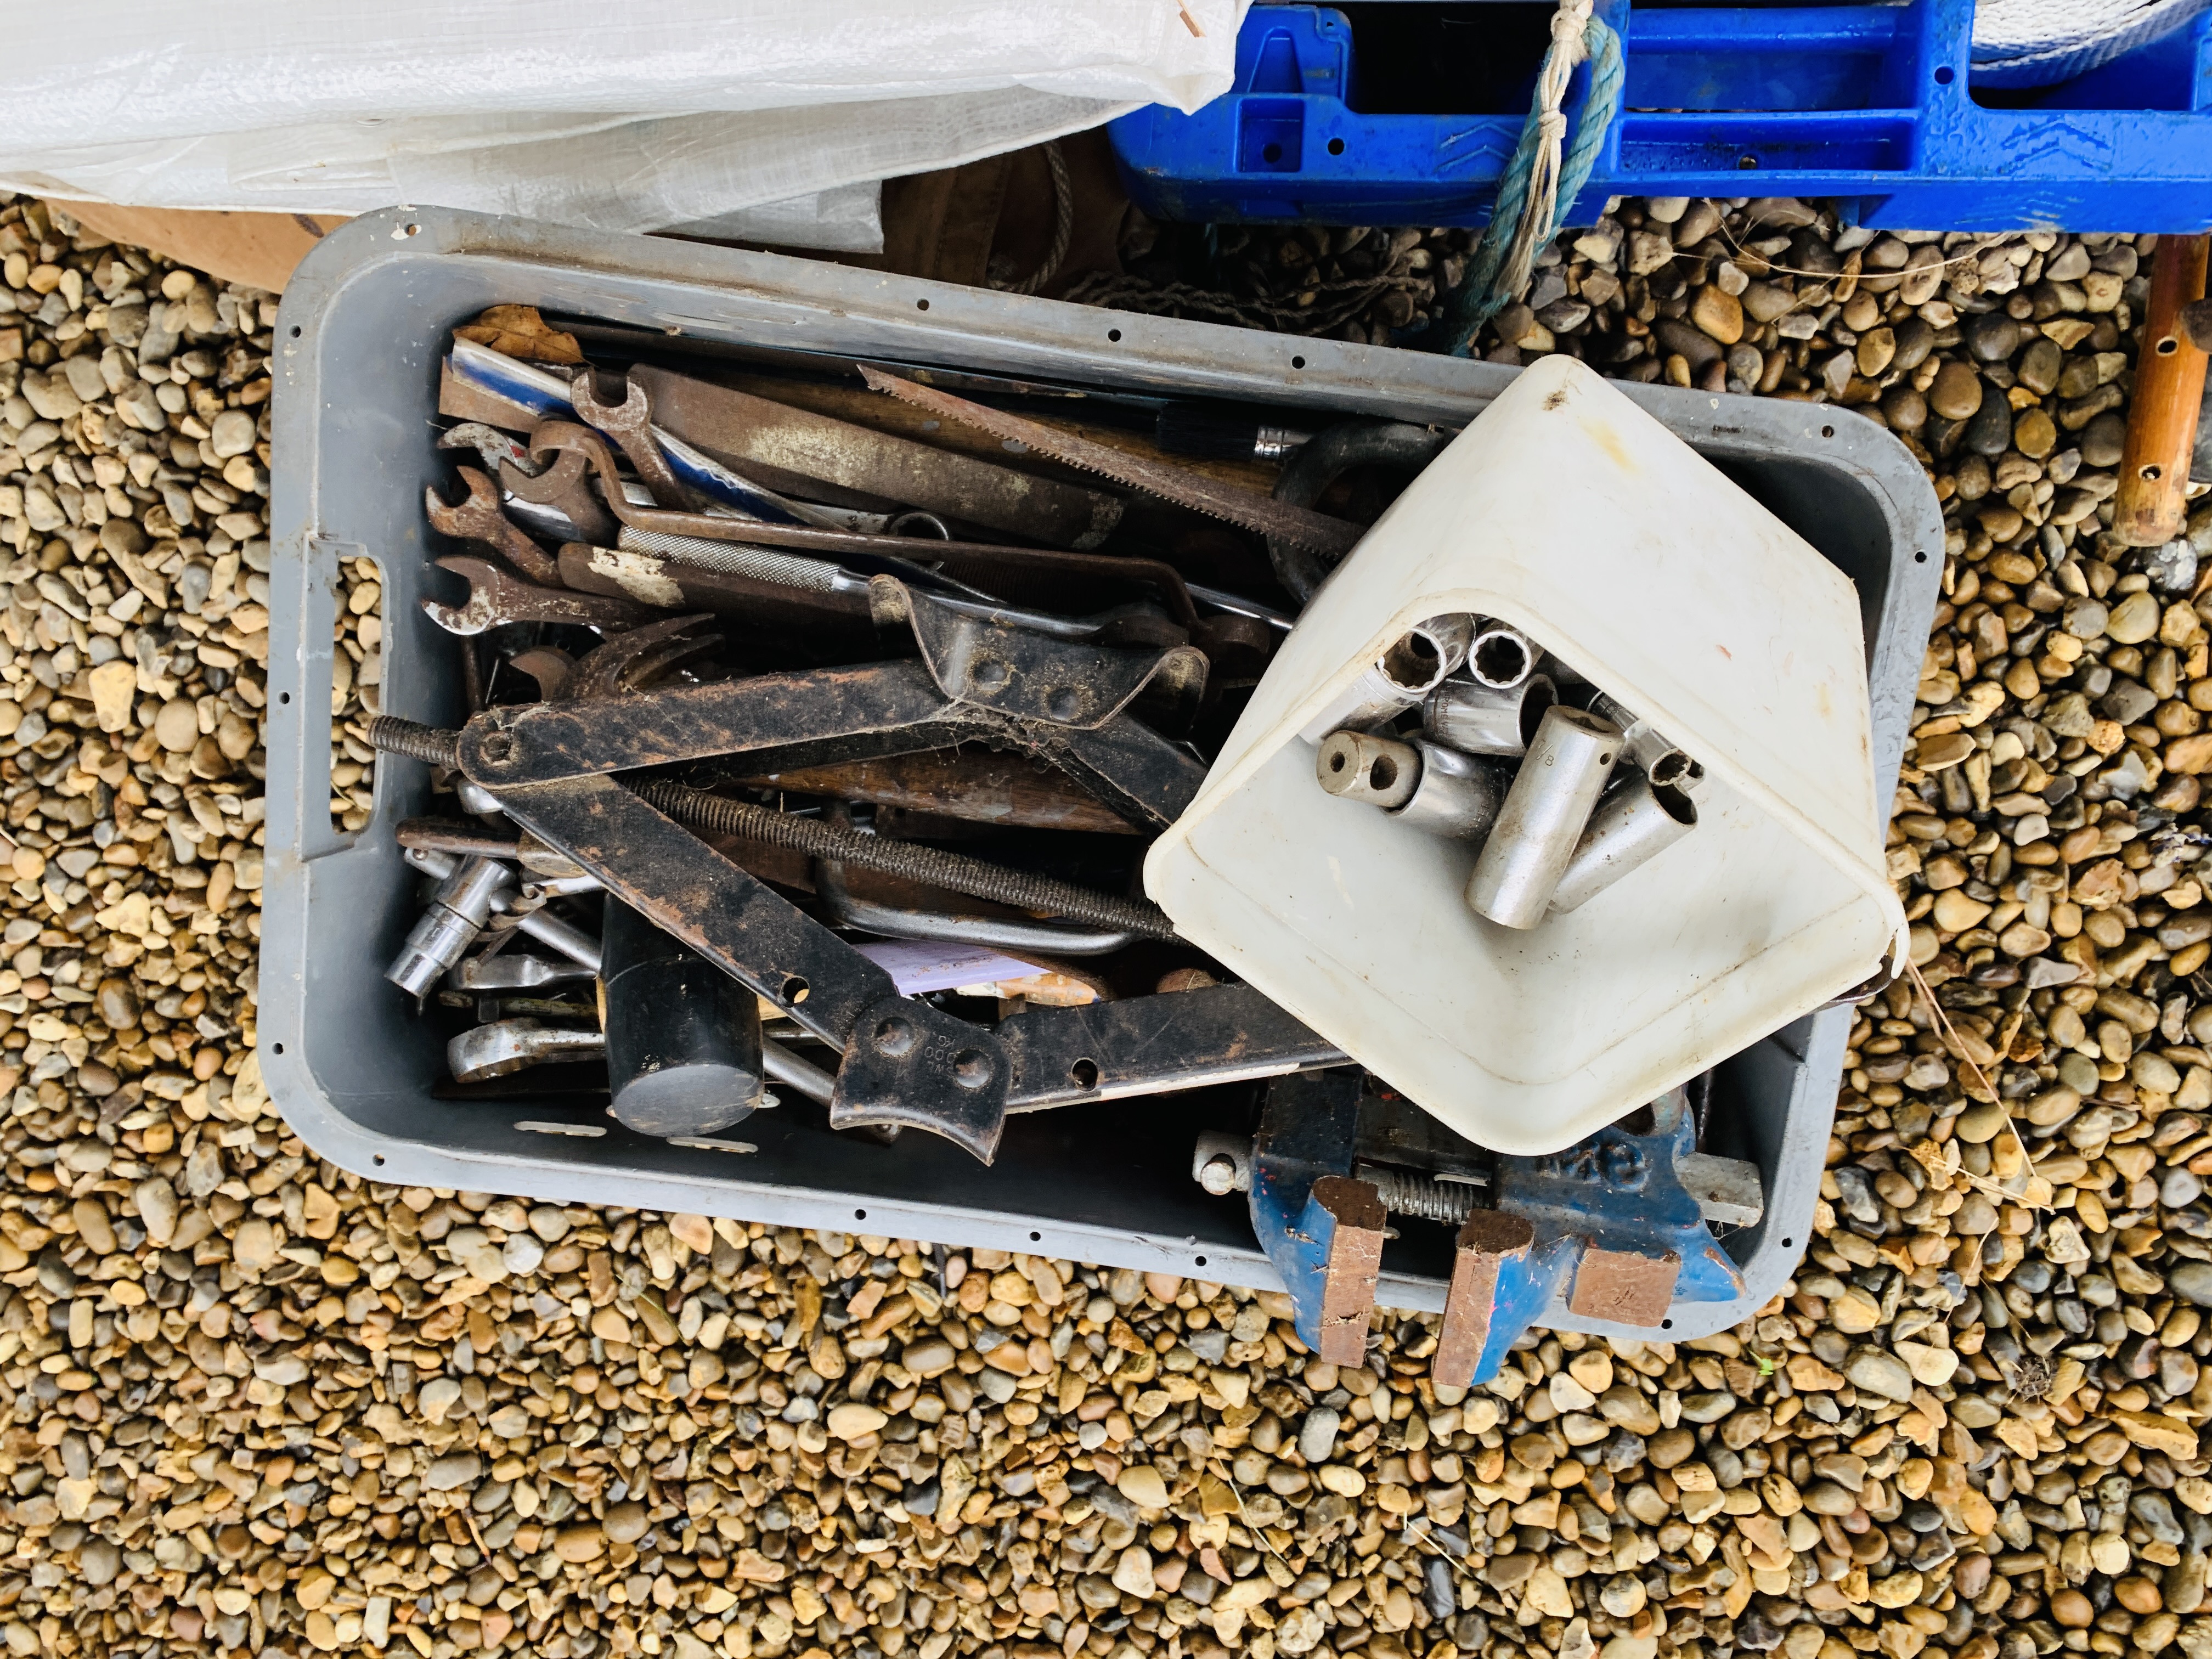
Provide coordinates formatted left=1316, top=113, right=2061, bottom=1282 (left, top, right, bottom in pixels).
left=859, top=366, right=1363, bottom=559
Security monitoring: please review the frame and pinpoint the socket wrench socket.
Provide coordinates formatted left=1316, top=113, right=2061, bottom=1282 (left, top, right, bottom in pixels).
left=1394, top=740, right=1509, bottom=840
left=1299, top=612, right=1478, bottom=740
left=1423, top=672, right=1557, bottom=757
left=1466, top=706, right=1621, bottom=928
left=1317, top=731, right=1421, bottom=810
left=1587, top=690, right=1701, bottom=792
left=404, top=845, right=603, bottom=972
left=1465, top=620, right=1537, bottom=689
left=386, top=855, right=511, bottom=997
left=1385, top=613, right=1475, bottom=689
left=1547, top=775, right=1700, bottom=915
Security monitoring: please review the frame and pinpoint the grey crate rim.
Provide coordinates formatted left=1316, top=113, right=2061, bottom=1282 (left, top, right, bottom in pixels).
left=261, top=206, right=1943, bottom=1342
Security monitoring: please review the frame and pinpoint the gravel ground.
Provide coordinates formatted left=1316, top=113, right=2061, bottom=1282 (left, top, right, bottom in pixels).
left=0, top=188, right=2208, bottom=1659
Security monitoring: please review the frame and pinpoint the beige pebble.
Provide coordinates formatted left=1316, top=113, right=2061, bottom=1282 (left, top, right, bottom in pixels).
left=1117, top=1464, right=1171, bottom=1508
left=555, top=1524, right=605, bottom=1563
left=826, top=1402, right=888, bottom=1441
left=232, top=1216, right=277, bottom=1271
left=1931, top=888, right=1992, bottom=931
left=88, top=659, right=137, bottom=732
left=2107, top=590, right=2162, bottom=644
left=1894, top=1339, right=1960, bottom=1386
left=590, top=1307, right=631, bottom=1342
left=153, top=697, right=199, bottom=751
left=1690, top=284, right=1745, bottom=345
left=1316, top=1464, right=1367, bottom=1497
left=1111, top=1545, right=1156, bottom=1597
left=667, top=1212, right=713, bottom=1252
left=602, top=1500, right=649, bottom=1543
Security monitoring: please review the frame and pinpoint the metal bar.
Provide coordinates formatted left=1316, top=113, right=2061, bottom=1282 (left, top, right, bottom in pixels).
left=457, top=659, right=962, bottom=786
left=1039, top=719, right=1212, bottom=831
left=488, top=774, right=896, bottom=1050
left=814, top=857, right=1144, bottom=957
left=762, top=1039, right=837, bottom=1107
left=722, top=751, right=1142, bottom=837
left=1000, top=983, right=1346, bottom=1111
left=860, top=366, right=1362, bottom=557
left=630, top=363, right=1125, bottom=549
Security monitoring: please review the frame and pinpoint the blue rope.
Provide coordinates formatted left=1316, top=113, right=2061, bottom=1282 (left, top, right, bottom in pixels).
left=1444, top=14, right=1625, bottom=357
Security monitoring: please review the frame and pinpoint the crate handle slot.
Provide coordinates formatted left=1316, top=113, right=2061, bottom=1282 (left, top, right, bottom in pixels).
left=281, top=535, right=376, bottom=862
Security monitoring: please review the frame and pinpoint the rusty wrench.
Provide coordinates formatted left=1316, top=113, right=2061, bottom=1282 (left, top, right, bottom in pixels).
left=421, top=555, right=657, bottom=637
left=426, top=467, right=565, bottom=587
left=569, top=370, right=693, bottom=510
left=438, top=422, right=541, bottom=478
left=500, top=443, right=619, bottom=546
left=560, top=614, right=724, bottom=702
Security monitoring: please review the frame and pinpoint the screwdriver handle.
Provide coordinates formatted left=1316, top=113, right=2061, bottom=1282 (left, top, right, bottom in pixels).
left=2114, top=232, right=2210, bottom=546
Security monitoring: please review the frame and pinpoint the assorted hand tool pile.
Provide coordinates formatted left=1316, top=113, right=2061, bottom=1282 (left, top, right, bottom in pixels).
left=1313, top=614, right=1705, bottom=926
left=365, top=307, right=1761, bottom=1381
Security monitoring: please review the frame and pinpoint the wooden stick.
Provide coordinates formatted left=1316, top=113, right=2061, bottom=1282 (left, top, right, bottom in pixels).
left=2114, top=232, right=2210, bottom=546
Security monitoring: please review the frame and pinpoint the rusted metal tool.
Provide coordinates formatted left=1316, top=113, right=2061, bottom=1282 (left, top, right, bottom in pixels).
left=530, top=420, right=1204, bottom=627
left=425, top=466, right=565, bottom=586
left=569, top=369, right=695, bottom=510
left=630, top=363, right=1125, bottom=549
left=420, top=555, right=656, bottom=636
left=724, top=750, right=1144, bottom=836
left=501, top=437, right=619, bottom=546
left=555, top=613, right=724, bottom=702
left=450, top=1019, right=607, bottom=1084
left=438, top=421, right=540, bottom=477
left=375, top=584, right=1342, bottom=1160
left=857, top=364, right=1363, bottom=559
left=445, top=337, right=840, bottom=526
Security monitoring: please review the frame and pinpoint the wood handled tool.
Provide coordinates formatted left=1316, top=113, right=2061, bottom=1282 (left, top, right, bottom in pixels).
left=2114, top=231, right=2209, bottom=546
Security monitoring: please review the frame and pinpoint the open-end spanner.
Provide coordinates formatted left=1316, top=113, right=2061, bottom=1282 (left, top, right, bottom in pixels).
left=426, top=466, right=565, bottom=586
left=560, top=614, right=723, bottom=702
left=528, top=422, right=1195, bottom=628
left=569, top=370, right=693, bottom=510
left=500, top=442, right=618, bottom=546
left=507, top=646, right=575, bottom=701
left=438, top=422, right=541, bottom=478
left=421, top=555, right=656, bottom=637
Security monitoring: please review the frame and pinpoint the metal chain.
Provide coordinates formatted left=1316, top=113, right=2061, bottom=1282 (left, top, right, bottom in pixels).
left=1062, top=267, right=1428, bottom=337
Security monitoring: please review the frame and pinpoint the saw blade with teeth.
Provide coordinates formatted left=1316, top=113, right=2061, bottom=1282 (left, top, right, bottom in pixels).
left=859, top=365, right=1363, bottom=559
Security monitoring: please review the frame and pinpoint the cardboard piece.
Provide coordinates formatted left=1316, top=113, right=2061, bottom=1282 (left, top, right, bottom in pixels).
left=40, top=201, right=349, bottom=293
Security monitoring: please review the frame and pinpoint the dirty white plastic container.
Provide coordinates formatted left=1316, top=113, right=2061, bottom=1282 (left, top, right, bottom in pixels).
left=1146, top=357, right=1906, bottom=1156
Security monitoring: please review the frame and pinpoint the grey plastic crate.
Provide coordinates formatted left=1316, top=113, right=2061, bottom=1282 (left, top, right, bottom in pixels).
left=263, top=206, right=1942, bottom=1342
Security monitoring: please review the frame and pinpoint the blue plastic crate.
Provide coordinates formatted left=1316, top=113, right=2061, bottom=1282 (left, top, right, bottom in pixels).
left=1109, top=0, right=2212, bottom=232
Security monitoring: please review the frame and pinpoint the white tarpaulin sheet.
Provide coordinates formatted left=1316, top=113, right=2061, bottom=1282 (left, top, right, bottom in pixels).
left=0, top=0, right=1248, bottom=246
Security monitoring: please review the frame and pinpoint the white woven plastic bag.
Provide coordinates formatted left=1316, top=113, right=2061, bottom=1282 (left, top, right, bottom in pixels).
left=0, top=0, right=1246, bottom=241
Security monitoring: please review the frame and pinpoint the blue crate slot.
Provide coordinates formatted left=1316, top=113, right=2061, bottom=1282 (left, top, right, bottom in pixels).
left=1109, top=0, right=2212, bottom=232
